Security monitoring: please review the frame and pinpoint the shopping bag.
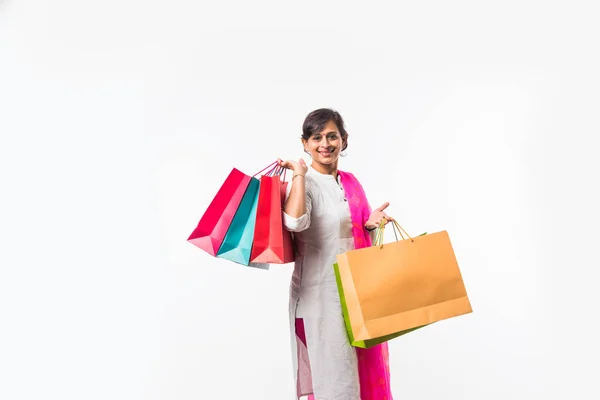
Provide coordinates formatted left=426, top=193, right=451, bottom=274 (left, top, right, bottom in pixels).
left=187, top=168, right=252, bottom=256
left=250, top=166, right=295, bottom=264
left=334, top=262, right=423, bottom=349
left=216, top=177, right=269, bottom=270
left=335, top=221, right=472, bottom=348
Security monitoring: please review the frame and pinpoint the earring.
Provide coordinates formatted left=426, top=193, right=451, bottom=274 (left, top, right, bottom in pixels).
left=340, top=150, right=348, bottom=157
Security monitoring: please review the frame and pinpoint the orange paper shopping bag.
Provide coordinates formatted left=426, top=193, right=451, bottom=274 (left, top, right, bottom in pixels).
left=335, top=220, right=472, bottom=347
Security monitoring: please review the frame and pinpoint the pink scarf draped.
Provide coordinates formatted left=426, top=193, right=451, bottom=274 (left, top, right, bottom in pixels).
left=337, top=170, right=393, bottom=400
left=299, top=169, right=393, bottom=400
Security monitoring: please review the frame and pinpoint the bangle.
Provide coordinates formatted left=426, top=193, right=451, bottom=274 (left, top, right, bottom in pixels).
left=365, top=224, right=377, bottom=231
left=293, top=174, right=305, bottom=180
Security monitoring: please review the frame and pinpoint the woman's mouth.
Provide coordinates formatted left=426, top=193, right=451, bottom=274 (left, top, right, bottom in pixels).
left=319, top=149, right=334, bottom=157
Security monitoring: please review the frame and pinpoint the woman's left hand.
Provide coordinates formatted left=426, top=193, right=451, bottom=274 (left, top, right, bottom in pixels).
left=365, top=202, right=393, bottom=230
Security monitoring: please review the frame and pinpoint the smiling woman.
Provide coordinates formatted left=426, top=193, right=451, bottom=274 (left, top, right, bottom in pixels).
left=278, top=108, right=393, bottom=399
left=302, top=109, right=349, bottom=161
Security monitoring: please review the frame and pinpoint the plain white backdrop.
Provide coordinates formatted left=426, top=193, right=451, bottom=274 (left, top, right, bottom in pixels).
left=1, top=1, right=599, bottom=399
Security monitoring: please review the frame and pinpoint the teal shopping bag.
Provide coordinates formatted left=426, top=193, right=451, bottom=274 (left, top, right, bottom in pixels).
left=217, top=177, right=268, bottom=269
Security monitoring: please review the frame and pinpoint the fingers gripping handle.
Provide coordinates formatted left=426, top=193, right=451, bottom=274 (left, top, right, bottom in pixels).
left=373, top=218, right=414, bottom=247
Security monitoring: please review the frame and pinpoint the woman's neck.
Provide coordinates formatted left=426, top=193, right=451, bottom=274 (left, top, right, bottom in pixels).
left=311, top=160, right=339, bottom=177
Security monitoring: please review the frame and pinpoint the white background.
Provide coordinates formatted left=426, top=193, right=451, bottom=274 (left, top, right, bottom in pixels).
left=1, top=1, right=599, bottom=399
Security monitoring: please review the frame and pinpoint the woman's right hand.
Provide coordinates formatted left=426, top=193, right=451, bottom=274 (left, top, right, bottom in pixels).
left=278, top=158, right=308, bottom=176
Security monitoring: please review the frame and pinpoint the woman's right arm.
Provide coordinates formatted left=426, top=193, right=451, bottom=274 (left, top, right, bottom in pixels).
left=280, top=158, right=311, bottom=232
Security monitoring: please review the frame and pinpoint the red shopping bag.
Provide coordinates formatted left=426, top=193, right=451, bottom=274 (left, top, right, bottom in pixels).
left=187, top=168, right=252, bottom=256
left=187, top=162, right=279, bottom=257
left=250, top=166, right=295, bottom=264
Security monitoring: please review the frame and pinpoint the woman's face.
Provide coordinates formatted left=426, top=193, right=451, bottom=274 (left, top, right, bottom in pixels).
left=303, top=120, right=345, bottom=166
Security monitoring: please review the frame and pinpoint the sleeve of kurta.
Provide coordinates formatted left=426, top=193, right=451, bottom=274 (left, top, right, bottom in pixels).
left=282, top=178, right=312, bottom=232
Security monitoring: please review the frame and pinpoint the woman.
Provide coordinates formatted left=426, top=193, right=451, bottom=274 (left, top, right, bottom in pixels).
left=279, top=108, right=394, bottom=399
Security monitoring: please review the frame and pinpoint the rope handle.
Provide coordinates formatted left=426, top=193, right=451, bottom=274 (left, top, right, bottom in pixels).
left=373, top=217, right=426, bottom=248
left=253, top=161, right=279, bottom=177
left=267, top=164, right=287, bottom=180
left=253, top=160, right=288, bottom=181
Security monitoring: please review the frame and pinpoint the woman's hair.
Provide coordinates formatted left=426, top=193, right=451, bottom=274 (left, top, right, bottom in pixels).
left=302, top=108, right=349, bottom=151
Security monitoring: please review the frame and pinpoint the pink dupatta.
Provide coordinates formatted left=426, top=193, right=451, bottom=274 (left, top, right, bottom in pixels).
left=299, top=169, right=393, bottom=400
left=338, top=170, right=393, bottom=400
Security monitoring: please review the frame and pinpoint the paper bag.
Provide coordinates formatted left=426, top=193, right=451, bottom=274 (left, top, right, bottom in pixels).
left=335, top=222, right=472, bottom=348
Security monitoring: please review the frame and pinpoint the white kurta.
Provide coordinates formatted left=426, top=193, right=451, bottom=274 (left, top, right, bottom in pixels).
left=284, top=166, right=373, bottom=400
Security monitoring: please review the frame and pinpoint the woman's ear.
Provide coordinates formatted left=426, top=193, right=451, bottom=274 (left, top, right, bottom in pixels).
left=301, top=138, right=309, bottom=153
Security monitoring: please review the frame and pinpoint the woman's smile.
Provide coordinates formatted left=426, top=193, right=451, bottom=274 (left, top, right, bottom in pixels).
left=318, top=148, right=334, bottom=157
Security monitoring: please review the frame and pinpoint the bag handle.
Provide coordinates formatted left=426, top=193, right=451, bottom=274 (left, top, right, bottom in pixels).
left=373, top=218, right=420, bottom=248
left=263, top=163, right=288, bottom=181
left=252, top=161, right=289, bottom=181
left=253, top=161, right=279, bottom=177
left=374, top=218, right=405, bottom=247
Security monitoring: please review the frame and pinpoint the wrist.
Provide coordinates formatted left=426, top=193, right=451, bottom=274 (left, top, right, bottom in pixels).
left=292, top=169, right=307, bottom=177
